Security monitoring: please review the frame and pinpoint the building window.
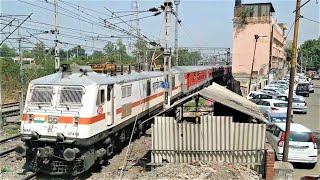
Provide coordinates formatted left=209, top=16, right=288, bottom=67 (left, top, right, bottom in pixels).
left=122, top=85, right=132, bottom=98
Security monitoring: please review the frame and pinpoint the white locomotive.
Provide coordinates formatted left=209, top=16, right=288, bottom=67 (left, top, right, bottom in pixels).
left=16, top=64, right=231, bottom=175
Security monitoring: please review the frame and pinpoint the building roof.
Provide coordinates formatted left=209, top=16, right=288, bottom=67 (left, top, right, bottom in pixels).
left=243, top=2, right=275, bottom=12
left=199, top=82, right=268, bottom=123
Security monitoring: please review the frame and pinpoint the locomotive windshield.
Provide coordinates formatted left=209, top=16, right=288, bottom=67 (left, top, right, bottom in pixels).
left=58, top=87, right=84, bottom=107
left=29, top=86, right=54, bottom=107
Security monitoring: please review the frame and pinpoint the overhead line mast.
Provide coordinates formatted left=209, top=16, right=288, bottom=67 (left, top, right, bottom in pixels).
left=163, top=0, right=173, bottom=109
left=54, top=0, right=60, bottom=71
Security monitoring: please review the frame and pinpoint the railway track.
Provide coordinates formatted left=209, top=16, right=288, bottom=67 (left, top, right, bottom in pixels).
left=0, top=134, right=20, bottom=157
left=1, top=102, right=21, bottom=118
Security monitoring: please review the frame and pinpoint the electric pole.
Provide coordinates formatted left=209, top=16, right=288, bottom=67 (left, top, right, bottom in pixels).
left=163, top=0, right=173, bottom=109
left=248, top=35, right=260, bottom=93
left=174, top=0, right=180, bottom=66
left=267, top=25, right=274, bottom=83
left=18, top=21, right=24, bottom=117
left=283, top=0, right=301, bottom=162
left=0, top=68, right=2, bottom=131
left=54, top=0, right=60, bottom=71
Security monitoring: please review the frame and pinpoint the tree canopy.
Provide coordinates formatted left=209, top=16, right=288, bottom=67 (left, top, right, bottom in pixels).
left=299, top=37, right=320, bottom=69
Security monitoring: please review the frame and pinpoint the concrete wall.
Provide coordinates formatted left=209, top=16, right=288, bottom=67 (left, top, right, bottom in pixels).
left=232, top=22, right=271, bottom=75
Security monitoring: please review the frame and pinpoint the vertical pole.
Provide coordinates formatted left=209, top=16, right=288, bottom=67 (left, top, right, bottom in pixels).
left=18, top=35, right=24, bottom=117
left=0, top=65, right=2, bottom=130
left=267, top=25, right=274, bottom=83
left=54, top=0, right=60, bottom=71
left=163, top=0, right=173, bottom=109
left=248, top=36, right=259, bottom=93
left=283, top=0, right=301, bottom=162
left=301, top=53, right=303, bottom=73
left=174, top=0, right=180, bottom=66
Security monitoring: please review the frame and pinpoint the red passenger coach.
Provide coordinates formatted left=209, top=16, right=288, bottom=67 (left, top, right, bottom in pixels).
left=185, top=70, right=208, bottom=89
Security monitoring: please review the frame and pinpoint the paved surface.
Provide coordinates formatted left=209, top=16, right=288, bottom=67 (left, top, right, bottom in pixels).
left=292, top=80, right=320, bottom=179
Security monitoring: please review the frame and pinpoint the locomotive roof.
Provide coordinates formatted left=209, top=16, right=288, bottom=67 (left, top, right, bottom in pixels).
left=30, top=65, right=218, bottom=86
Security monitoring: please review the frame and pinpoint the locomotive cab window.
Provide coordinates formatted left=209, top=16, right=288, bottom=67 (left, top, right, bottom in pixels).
left=96, top=89, right=105, bottom=105
left=58, top=87, right=84, bottom=107
left=29, top=86, right=54, bottom=106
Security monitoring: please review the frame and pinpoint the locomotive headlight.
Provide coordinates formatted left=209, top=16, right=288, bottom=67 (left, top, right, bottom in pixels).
left=73, top=116, right=79, bottom=126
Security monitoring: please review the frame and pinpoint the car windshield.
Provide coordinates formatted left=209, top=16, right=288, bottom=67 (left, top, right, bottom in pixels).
left=293, top=97, right=304, bottom=103
left=297, top=84, right=308, bottom=90
left=273, top=103, right=287, bottom=107
left=288, top=131, right=312, bottom=142
left=271, top=117, right=287, bottom=122
left=277, top=96, right=288, bottom=101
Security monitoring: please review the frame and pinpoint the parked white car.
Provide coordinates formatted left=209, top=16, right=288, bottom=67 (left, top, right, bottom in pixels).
left=246, top=91, right=264, bottom=100
left=276, top=94, right=307, bottom=114
left=267, top=123, right=317, bottom=168
left=263, top=87, right=284, bottom=94
left=255, top=99, right=288, bottom=122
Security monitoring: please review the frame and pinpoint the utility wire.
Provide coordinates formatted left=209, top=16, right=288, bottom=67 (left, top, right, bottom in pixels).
left=0, top=13, right=32, bottom=46
left=59, top=0, right=112, bottom=17
left=300, top=15, right=320, bottom=24
left=104, top=6, right=158, bottom=41
left=172, top=12, right=201, bottom=48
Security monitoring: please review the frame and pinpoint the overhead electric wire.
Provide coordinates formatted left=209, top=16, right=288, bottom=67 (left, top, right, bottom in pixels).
left=172, top=12, right=201, bottom=48
left=18, top=0, right=137, bottom=39
left=1, top=18, right=16, bottom=31
left=0, top=17, right=121, bottom=39
left=300, top=15, right=320, bottom=24
left=104, top=6, right=157, bottom=43
left=57, top=0, right=156, bottom=41
left=59, top=0, right=112, bottom=17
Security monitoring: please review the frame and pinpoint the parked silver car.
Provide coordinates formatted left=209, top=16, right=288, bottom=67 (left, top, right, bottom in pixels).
left=276, top=94, right=307, bottom=114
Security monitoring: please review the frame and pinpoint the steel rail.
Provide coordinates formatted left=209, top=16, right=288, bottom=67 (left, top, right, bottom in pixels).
left=0, top=134, right=20, bottom=144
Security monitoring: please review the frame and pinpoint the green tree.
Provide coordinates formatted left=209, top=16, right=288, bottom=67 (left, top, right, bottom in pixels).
left=23, top=50, right=33, bottom=58
left=0, top=44, right=16, bottom=57
left=32, top=42, right=46, bottom=63
left=70, top=46, right=86, bottom=58
left=104, top=41, right=116, bottom=56
left=299, top=37, right=320, bottom=69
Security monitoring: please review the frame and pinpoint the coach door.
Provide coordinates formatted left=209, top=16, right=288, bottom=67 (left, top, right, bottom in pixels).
left=106, top=85, right=114, bottom=126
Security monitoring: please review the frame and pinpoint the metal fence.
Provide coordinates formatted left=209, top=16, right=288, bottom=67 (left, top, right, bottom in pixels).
left=151, top=116, right=266, bottom=174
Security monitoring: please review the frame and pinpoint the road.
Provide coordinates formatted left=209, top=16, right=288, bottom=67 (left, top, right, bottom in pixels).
left=292, top=80, right=320, bottom=179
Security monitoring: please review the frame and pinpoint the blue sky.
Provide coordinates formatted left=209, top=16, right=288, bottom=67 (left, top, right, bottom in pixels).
left=1, top=0, right=319, bottom=53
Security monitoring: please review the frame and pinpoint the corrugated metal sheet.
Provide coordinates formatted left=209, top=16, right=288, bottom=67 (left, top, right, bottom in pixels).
left=152, top=116, right=266, bottom=174
left=199, top=82, right=268, bottom=123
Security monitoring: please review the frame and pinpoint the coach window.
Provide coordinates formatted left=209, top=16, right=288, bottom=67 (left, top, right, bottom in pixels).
left=147, top=80, right=151, bottom=96
left=96, top=89, right=105, bottom=105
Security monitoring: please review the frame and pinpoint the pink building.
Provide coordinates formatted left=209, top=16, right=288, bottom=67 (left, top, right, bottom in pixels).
left=232, top=2, right=287, bottom=84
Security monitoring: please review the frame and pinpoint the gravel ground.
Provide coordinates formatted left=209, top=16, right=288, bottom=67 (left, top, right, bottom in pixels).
left=0, top=138, right=28, bottom=180
left=87, top=129, right=152, bottom=180
left=135, top=161, right=260, bottom=180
